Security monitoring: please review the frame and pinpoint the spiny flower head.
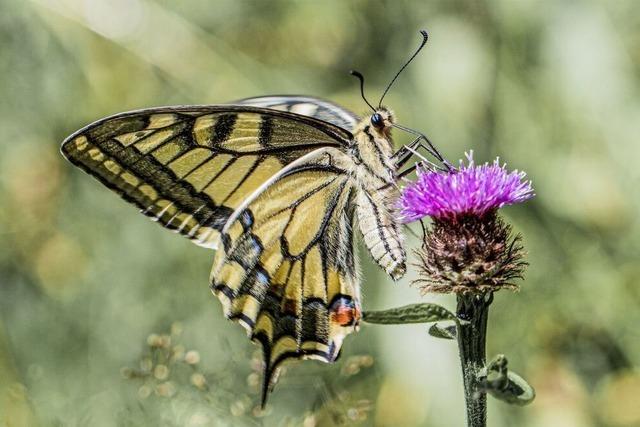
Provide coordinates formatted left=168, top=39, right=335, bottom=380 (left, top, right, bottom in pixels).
left=399, top=152, right=534, bottom=222
left=413, top=213, right=528, bottom=294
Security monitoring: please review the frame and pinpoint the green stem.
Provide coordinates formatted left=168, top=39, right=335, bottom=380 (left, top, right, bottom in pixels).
left=456, top=293, right=493, bottom=427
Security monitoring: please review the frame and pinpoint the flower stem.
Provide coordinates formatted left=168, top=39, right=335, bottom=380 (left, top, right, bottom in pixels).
left=456, top=293, right=493, bottom=427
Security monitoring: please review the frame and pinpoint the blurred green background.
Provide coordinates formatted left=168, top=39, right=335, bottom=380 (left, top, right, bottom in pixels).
left=1, top=0, right=639, bottom=426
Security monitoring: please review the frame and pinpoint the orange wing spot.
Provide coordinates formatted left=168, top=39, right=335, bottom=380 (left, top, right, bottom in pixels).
left=329, top=298, right=360, bottom=327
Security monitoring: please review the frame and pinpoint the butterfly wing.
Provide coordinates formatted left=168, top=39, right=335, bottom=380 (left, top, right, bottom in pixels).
left=209, top=147, right=360, bottom=404
left=235, top=95, right=360, bottom=132
left=61, top=105, right=352, bottom=249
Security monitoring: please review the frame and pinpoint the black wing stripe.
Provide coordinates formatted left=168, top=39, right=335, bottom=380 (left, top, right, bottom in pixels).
left=82, top=135, right=223, bottom=227
left=258, top=115, right=274, bottom=148
left=210, top=113, right=238, bottom=146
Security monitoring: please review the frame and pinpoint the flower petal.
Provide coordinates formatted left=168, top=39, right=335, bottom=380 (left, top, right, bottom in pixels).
left=399, top=152, right=534, bottom=221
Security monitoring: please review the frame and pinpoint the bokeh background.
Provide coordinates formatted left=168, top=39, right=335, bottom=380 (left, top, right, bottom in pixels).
left=1, top=0, right=639, bottom=426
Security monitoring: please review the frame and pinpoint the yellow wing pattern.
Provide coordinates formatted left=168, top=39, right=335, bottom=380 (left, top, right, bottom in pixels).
left=61, top=106, right=351, bottom=249
left=210, top=149, right=360, bottom=403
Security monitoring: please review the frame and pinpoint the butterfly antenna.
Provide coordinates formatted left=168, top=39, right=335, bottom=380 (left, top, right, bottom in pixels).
left=350, top=70, right=376, bottom=112
left=378, top=30, right=429, bottom=108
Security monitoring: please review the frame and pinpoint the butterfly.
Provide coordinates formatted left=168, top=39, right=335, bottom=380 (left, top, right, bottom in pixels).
left=61, top=31, right=446, bottom=404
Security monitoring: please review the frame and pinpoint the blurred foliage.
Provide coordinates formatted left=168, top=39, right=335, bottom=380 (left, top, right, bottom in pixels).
left=1, top=0, right=639, bottom=426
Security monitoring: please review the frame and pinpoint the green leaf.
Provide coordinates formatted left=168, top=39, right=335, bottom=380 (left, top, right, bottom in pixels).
left=480, top=355, right=536, bottom=406
left=363, top=303, right=456, bottom=325
left=428, top=323, right=456, bottom=339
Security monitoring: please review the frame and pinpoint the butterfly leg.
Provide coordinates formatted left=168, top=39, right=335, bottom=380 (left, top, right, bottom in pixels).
left=393, top=140, right=451, bottom=172
left=392, top=136, right=422, bottom=168
left=392, top=125, right=453, bottom=171
left=378, top=139, right=449, bottom=192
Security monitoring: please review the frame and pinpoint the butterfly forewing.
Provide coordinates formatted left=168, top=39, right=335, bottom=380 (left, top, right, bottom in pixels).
left=61, top=106, right=351, bottom=249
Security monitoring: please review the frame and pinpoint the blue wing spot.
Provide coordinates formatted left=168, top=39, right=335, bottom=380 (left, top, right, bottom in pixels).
left=256, top=270, right=269, bottom=285
left=249, top=235, right=262, bottom=253
left=240, top=210, right=254, bottom=230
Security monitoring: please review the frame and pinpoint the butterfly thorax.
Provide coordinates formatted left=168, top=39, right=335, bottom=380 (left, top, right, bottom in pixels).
left=349, top=108, right=398, bottom=188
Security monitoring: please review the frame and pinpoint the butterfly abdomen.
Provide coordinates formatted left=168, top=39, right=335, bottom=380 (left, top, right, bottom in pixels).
left=356, top=190, right=406, bottom=280
left=351, top=121, right=407, bottom=280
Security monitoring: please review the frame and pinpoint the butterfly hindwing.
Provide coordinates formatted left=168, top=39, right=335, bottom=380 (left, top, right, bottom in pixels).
left=61, top=106, right=352, bottom=249
left=235, top=96, right=360, bottom=132
left=209, top=148, right=360, bottom=402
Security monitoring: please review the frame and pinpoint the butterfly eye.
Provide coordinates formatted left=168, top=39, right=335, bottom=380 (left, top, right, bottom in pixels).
left=371, top=113, right=384, bottom=128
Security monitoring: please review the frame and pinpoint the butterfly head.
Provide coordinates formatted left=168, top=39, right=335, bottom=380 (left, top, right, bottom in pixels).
left=368, top=108, right=395, bottom=137
left=370, top=108, right=394, bottom=128
left=353, top=107, right=397, bottom=168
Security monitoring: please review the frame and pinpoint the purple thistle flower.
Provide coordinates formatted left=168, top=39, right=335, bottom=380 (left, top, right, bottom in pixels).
left=399, top=152, right=534, bottom=222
